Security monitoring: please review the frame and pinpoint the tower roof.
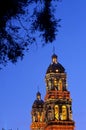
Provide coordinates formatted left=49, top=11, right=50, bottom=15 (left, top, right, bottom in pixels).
left=46, top=53, right=65, bottom=74
left=32, top=91, right=44, bottom=108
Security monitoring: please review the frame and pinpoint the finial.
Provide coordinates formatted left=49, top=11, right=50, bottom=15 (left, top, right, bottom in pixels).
left=36, top=91, right=41, bottom=100
left=51, top=46, right=58, bottom=63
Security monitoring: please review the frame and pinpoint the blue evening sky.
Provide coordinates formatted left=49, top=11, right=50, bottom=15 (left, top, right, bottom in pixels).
left=0, top=0, right=86, bottom=130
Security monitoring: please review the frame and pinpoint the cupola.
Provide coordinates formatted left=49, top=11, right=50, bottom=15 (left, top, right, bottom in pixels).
left=46, top=53, right=65, bottom=74
left=32, top=91, right=44, bottom=108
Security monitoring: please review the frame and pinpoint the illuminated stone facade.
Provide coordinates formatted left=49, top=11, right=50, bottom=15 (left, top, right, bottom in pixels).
left=30, top=54, right=75, bottom=130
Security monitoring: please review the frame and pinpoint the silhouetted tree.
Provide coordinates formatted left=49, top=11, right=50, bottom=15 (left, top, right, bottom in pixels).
left=0, top=0, right=61, bottom=68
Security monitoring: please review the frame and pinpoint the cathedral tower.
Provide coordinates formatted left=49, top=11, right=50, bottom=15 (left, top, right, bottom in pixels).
left=30, top=53, right=75, bottom=130
left=30, top=92, right=45, bottom=130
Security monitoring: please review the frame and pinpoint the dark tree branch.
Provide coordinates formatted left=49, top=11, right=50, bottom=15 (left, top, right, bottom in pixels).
left=0, top=0, right=61, bottom=68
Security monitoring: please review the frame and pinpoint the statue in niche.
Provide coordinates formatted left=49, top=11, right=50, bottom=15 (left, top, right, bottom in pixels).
left=58, top=79, right=62, bottom=91
left=38, top=112, right=42, bottom=122
left=47, top=106, right=54, bottom=121
left=40, top=112, right=44, bottom=122
left=54, top=105, right=59, bottom=120
left=61, top=105, right=67, bottom=120
left=32, top=112, right=38, bottom=122
left=32, top=115, right=35, bottom=122
left=54, top=78, right=58, bottom=90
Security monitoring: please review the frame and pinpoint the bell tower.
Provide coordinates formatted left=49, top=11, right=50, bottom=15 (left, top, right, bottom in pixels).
left=30, top=53, right=75, bottom=130
left=44, top=54, right=75, bottom=130
left=30, top=92, right=45, bottom=130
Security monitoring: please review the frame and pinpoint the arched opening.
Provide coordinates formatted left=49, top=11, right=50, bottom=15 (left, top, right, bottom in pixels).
left=61, top=105, right=67, bottom=120
left=58, top=79, right=63, bottom=91
left=54, top=105, right=59, bottom=120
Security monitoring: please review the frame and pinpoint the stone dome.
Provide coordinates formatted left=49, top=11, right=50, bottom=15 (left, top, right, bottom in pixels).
left=46, top=54, right=65, bottom=74
left=32, top=92, right=44, bottom=108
